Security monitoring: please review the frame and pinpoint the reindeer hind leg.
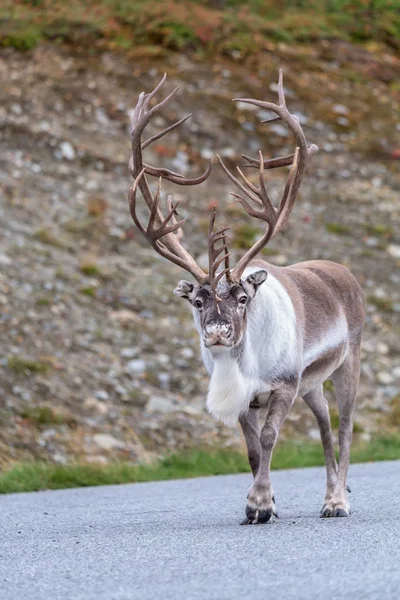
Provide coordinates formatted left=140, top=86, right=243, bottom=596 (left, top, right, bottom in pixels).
left=320, top=343, right=361, bottom=518
left=303, top=385, right=338, bottom=509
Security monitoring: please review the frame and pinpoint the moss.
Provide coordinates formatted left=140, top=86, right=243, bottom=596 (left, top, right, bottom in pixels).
left=80, top=263, right=103, bottom=277
left=33, top=228, right=66, bottom=248
left=79, top=286, right=97, bottom=297
left=36, top=296, right=53, bottom=306
left=365, top=224, right=393, bottom=238
left=7, top=356, right=51, bottom=375
left=64, top=218, right=97, bottom=234
left=261, top=247, right=280, bottom=257
left=353, top=420, right=364, bottom=434
left=324, top=222, right=351, bottom=235
left=232, top=223, right=260, bottom=249
left=367, top=295, right=394, bottom=313
left=0, top=23, right=42, bottom=51
left=19, top=406, right=64, bottom=426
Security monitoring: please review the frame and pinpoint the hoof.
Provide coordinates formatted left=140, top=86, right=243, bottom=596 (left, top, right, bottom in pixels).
left=245, top=505, right=274, bottom=524
left=242, top=497, right=278, bottom=525
left=320, top=505, right=350, bottom=518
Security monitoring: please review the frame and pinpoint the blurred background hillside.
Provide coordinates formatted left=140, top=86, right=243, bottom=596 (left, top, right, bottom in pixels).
left=0, top=0, right=399, bottom=470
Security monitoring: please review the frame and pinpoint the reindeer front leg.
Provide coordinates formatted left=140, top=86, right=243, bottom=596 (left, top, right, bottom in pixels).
left=239, top=407, right=261, bottom=477
left=243, top=384, right=297, bottom=525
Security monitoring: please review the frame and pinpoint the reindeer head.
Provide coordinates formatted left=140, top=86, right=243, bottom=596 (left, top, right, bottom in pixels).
left=128, top=72, right=317, bottom=352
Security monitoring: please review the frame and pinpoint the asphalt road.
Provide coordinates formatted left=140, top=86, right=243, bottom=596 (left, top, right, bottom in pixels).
left=1, top=461, right=400, bottom=600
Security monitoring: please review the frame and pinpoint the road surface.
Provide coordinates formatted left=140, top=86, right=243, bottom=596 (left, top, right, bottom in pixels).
left=1, top=461, right=400, bottom=600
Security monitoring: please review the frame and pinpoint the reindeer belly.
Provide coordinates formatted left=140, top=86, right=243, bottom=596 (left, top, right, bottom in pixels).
left=299, top=342, right=348, bottom=396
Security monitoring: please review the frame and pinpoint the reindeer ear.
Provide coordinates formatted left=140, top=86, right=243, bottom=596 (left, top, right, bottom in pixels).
left=174, top=280, right=197, bottom=301
left=241, top=269, right=268, bottom=298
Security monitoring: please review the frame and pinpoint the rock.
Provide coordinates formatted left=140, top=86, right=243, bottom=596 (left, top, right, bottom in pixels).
left=308, top=428, right=321, bottom=441
left=235, top=101, right=257, bottom=112
left=121, top=347, right=138, bottom=358
left=109, top=310, right=142, bottom=325
left=147, top=395, right=178, bottom=413
left=0, top=254, right=11, bottom=266
left=377, top=372, right=394, bottom=385
left=377, top=343, right=389, bottom=355
left=126, top=359, right=146, bottom=374
left=157, top=372, right=170, bottom=388
left=388, top=245, right=400, bottom=259
left=332, top=104, right=349, bottom=115
left=94, top=390, right=109, bottom=401
left=171, top=151, right=189, bottom=174
left=59, top=141, right=76, bottom=160
left=84, top=397, right=108, bottom=415
left=93, top=433, right=125, bottom=450
left=181, top=347, right=194, bottom=359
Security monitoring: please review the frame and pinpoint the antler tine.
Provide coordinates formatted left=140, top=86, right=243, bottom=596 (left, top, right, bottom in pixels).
left=129, top=75, right=213, bottom=284
left=242, top=149, right=313, bottom=170
left=142, top=114, right=192, bottom=150
left=219, top=69, right=318, bottom=282
left=208, top=208, right=231, bottom=310
left=217, top=155, right=265, bottom=207
left=166, top=194, right=183, bottom=240
left=148, top=158, right=213, bottom=186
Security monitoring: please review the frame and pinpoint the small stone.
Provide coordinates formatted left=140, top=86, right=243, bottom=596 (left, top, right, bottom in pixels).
left=377, top=371, right=394, bottom=385
left=388, top=245, right=400, bottom=259
left=181, top=347, right=194, bottom=359
left=109, top=226, right=125, bottom=239
left=171, top=151, right=189, bottom=174
left=126, top=359, right=146, bottom=374
left=220, top=147, right=236, bottom=159
left=114, top=384, right=128, bottom=397
left=158, top=372, right=170, bottom=388
left=392, top=366, right=400, bottom=379
left=236, top=101, right=257, bottom=112
left=121, top=347, right=138, bottom=358
left=332, top=104, right=349, bottom=115
left=157, top=354, right=169, bottom=366
left=147, top=395, right=178, bottom=413
left=308, top=428, right=321, bottom=441
left=59, top=141, right=76, bottom=160
left=84, top=397, right=108, bottom=415
left=93, top=433, right=125, bottom=450
left=94, top=390, right=109, bottom=401
left=377, top=343, right=389, bottom=355
left=0, top=254, right=11, bottom=266
left=200, top=148, right=214, bottom=160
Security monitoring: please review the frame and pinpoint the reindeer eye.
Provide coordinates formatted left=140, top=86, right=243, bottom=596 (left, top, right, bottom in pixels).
left=238, top=296, right=247, bottom=305
left=194, top=299, right=203, bottom=310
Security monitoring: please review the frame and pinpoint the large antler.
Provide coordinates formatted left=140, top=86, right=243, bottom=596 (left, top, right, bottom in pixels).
left=128, top=74, right=212, bottom=284
left=218, top=69, right=318, bottom=282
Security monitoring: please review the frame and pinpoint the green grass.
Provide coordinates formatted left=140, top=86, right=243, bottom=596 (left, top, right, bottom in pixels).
left=0, top=0, right=399, bottom=56
left=1, top=437, right=399, bottom=494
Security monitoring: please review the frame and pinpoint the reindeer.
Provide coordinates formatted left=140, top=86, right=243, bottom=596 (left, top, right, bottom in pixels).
left=127, top=71, right=365, bottom=524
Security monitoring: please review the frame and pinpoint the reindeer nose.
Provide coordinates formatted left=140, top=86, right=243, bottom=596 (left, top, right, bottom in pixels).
left=205, top=322, right=233, bottom=337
